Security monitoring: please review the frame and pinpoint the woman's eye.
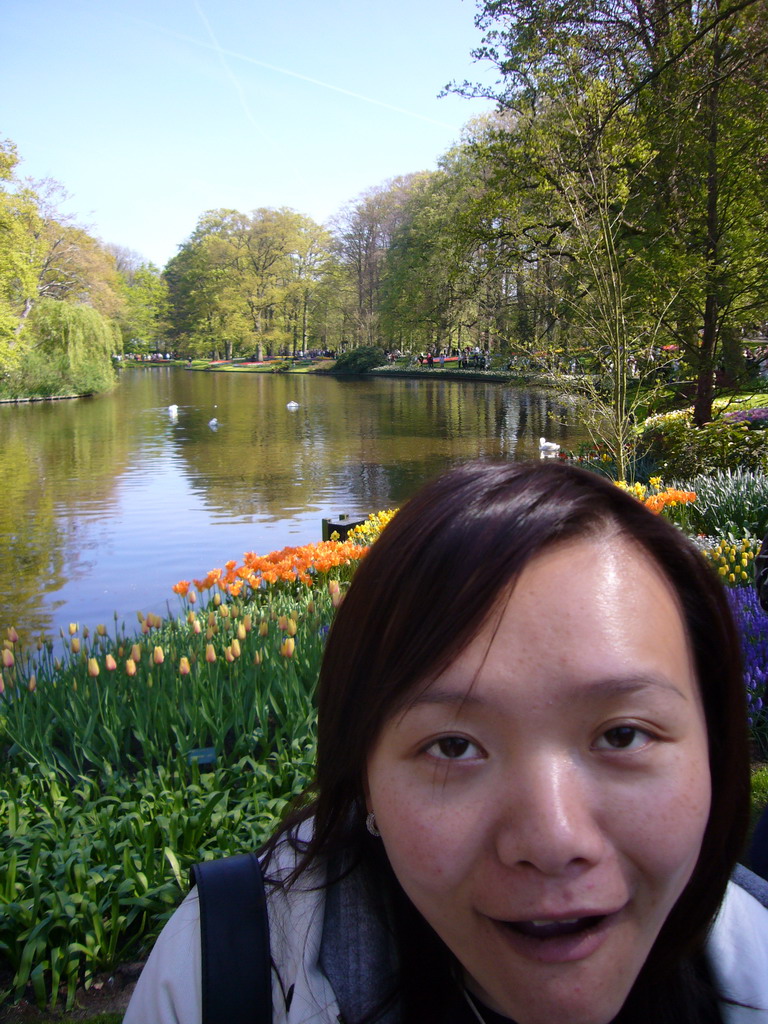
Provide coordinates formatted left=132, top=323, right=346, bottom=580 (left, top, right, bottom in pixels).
left=594, top=726, right=650, bottom=751
left=426, top=736, right=478, bottom=760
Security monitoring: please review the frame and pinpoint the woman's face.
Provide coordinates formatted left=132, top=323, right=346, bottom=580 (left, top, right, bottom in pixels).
left=365, top=536, right=711, bottom=1024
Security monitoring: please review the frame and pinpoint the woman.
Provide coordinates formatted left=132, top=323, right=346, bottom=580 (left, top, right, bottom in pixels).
left=125, top=461, right=768, bottom=1024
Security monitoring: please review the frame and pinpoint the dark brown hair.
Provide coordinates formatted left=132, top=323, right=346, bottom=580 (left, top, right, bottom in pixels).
left=274, top=460, right=750, bottom=1001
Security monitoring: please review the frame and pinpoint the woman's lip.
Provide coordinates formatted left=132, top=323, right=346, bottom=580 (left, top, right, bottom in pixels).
left=488, top=909, right=620, bottom=964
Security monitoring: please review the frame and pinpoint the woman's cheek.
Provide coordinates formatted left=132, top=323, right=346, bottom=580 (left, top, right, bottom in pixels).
left=378, top=785, right=485, bottom=890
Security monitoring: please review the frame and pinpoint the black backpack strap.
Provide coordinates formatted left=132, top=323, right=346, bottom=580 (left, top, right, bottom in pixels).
left=191, top=852, right=272, bottom=1024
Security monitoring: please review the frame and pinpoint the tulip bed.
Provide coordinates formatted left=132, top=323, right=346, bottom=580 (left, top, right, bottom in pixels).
left=1, top=503, right=768, bottom=1012
left=0, top=562, right=357, bottom=1011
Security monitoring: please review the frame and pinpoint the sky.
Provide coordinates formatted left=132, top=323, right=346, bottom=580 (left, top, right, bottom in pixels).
left=3, top=0, right=496, bottom=269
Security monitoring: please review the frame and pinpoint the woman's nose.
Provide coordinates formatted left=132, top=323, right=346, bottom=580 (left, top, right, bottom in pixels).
left=494, top=756, right=607, bottom=875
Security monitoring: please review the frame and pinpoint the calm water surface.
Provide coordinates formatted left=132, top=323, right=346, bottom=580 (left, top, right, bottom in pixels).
left=0, top=367, right=589, bottom=643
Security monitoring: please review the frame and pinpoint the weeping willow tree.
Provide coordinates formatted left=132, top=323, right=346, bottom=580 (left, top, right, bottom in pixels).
left=12, top=299, right=119, bottom=397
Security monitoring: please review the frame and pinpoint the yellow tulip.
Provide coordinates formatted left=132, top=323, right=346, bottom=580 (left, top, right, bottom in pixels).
left=6, top=627, right=18, bottom=644
left=28, top=674, right=36, bottom=692
left=105, top=654, right=117, bottom=671
left=253, top=650, right=262, bottom=666
left=1, top=649, right=14, bottom=668
left=126, top=658, right=137, bottom=676
left=88, top=658, right=100, bottom=677
left=131, top=644, right=142, bottom=663
left=231, top=638, right=241, bottom=658
left=71, top=637, right=81, bottom=654
left=280, top=637, right=295, bottom=658
left=189, top=590, right=197, bottom=604
left=220, top=604, right=230, bottom=619
left=179, top=656, right=191, bottom=676
left=205, top=644, right=216, bottom=663
left=69, top=623, right=78, bottom=635
left=278, top=615, right=289, bottom=631
left=259, top=620, right=269, bottom=637
left=153, top=646, right=164, bottom=665
left=243, top=614, right=252, bottom=632
left=97, top=624, right=107, bottom=637
left=213, top=592, right=221, bottom=607
left=285, top=618, right=297, bottom=636
left=193, top=619, right=202, bottom=635
left=237, top=623, right=246, bottom=641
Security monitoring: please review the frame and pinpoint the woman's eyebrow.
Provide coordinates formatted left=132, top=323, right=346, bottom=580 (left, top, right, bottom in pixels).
left=408, top=674, right=691, bottom=710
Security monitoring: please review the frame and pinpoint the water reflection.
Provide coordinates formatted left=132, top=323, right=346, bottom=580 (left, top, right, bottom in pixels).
left=0, top=368, right=587, bottom=643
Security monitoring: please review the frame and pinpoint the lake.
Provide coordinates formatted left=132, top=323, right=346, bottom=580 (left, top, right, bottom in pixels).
left=0, top=367, right=589, bottom=644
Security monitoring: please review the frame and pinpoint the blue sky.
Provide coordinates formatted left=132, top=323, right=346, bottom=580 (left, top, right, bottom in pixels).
left=4, top=0, right=495, bottom=268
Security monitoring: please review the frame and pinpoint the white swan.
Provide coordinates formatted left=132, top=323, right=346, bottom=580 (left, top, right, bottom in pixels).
left=539, top=437, right=560, bottom=452
left=286, top=401, right=300, bottom=410
left=208, top=417, right=218, bottom=430
left=168, top=404, right=178, bottom=419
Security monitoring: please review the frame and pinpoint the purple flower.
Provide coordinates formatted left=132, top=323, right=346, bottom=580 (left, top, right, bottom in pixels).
left=727, top=587, right=768, bottom=728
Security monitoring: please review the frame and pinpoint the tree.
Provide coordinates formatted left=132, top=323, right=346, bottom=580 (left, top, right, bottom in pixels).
left=0, top=139, right=43, bottom=370
left=453, top=0, right=768, bottom=423
left=117, top=264, right=170, bottom=353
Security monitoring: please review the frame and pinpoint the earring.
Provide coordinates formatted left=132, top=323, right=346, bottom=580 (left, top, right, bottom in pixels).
left=366, top=811, right=381, bottom=837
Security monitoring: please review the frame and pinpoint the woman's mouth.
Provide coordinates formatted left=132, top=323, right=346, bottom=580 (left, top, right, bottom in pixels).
left=490, top=911, right=617, bottom=963
left=507, top=915, right=604, bottom=939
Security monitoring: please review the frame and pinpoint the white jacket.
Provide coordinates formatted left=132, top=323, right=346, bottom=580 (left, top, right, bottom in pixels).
left=125, top=852, right=768, bottom=1024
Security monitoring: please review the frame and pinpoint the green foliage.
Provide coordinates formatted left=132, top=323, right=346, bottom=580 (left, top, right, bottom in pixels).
left=641, top=408, right=768, bottom=477
left=752, top=766, right=768, bottom=834
left=677, top=469, right=768, bottom=539
left=0, top=585, right=328, bottom=1009
left=0, top=300, right=118, bottom=399
left=330, top=346, right=386, bottom=375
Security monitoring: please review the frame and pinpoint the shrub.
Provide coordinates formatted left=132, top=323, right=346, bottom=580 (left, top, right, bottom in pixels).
left=329, top=346, right=386, bottom=375
left=640, top=408, right=768, bottom=476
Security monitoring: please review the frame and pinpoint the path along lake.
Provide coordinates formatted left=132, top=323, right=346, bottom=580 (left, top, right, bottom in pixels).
left=0, top=367, right=590, bottom=644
